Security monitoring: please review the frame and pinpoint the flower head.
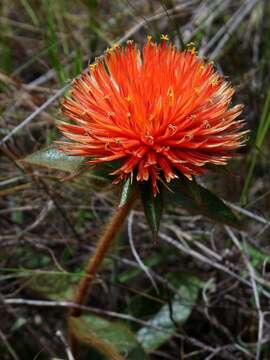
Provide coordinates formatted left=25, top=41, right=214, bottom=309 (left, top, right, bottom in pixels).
left=59, top=38, right=246, bottom=195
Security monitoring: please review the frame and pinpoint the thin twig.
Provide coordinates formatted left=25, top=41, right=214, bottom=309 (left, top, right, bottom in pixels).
left=155, top=226, right=270, bottom=300
left=209, top=0, right=260, bottom=59
left=0, top=86, right=68, bottom=145
left=3, top=297, right=216, bottom=354
left=0, top=328, right=20, bottom=360
left=128, top=211, right=159, bottom=293
left=56, top=330, right=75, bottom=360
left=225, top=201, right=270, bottom=227
left=225, top=226, right=263, bottom=360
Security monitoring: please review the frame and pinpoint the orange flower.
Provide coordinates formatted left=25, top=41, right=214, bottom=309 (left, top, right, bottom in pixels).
left=58, top=38, right=246, bottom=195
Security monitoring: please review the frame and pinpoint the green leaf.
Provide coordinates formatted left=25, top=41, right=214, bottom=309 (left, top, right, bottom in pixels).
left=240, top=242, right=270, bottom=269
left=140, top=183, right=163, bottom=241
left=137, top=278, right=199, bottom=352
left=168, top=176, right=241, bottom=229
left=119, top=176, right=133, bottom=208
left=20, top=146, right=85, bottom=173
left=27, top=272, right=77, bottom=301
left=70, top=314, right=149, bottom=360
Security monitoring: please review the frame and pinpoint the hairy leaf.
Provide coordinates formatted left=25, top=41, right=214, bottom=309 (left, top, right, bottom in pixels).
left=70, top=315, right=148, bottom=360
left=119, top=176, right=133, bottom=208
left=137, top=278, right=199, bottom=352
left=168, top=177, right=241, bottom=228
left=21, top=146, right=85, bottom=172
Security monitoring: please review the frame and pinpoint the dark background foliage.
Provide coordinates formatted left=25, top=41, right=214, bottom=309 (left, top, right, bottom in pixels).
left=1, top=0, right=270, bottom=359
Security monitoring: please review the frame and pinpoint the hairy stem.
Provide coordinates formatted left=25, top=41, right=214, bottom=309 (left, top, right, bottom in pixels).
left=68, top=191, right=137, bottom=355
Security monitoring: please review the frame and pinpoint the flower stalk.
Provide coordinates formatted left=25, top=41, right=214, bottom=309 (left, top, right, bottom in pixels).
left=68, top=190, right=138, bottom=355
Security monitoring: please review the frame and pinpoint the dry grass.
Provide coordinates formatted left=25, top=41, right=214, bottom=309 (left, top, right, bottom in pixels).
left=1, top=0, right=270, bottom=359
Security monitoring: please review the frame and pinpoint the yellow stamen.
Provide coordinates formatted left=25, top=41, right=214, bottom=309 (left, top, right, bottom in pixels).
left=168, top=124, right=176, bottom=131
left=186, top=42, right=197, bottom=55
left=89, top=63, right=97, bottom=71
left=106, top=47, right=114, bottom=54
left=199, top=64, right=205, bottom=72
left=194, top=87, right=200, bottom=95
left=211, top=76, right=219, bottom=86
left=189, top=47, right=197, bottom=55
left=160, top=34, right=169, bottom=41
left=147, top=35, right=152, bottom=43
left=203, top=120, right=211, bottom=128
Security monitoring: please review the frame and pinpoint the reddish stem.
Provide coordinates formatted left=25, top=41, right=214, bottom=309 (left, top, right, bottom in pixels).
left=69, top=191, right=137, bottom=355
